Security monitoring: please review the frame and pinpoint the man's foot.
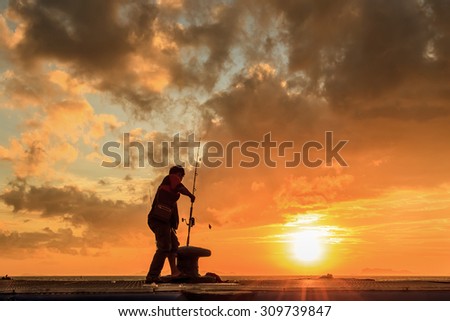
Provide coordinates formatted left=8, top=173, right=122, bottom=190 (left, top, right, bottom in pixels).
left=144, top=276, right=161, bottom=284
left=171, top=272, right=190, bottom=280
left=171, top=271, right=183, bottom=278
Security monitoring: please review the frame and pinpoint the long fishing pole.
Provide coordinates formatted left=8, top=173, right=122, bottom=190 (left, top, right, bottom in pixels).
left=186, top=144, right=200, bottom=246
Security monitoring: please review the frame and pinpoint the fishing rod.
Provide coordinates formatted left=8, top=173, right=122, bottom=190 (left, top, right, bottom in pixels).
left=185, top=144, right=200, bottom=246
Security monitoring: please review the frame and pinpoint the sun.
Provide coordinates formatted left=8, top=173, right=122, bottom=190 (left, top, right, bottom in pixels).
left=291, top=230, right=324, bottom=263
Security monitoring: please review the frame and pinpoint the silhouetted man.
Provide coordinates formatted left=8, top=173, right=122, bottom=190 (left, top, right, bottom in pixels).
left=145, top=165, right=195, bottom=283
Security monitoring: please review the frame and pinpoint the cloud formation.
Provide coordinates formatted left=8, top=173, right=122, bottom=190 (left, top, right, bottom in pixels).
left=0, top=227, right=85, bottom=256
left=0, top=97, right=123, bottom=178
left=1, top=1, right=450, bottom=274
left=3, top=0, right=450, bottom=121
left=0, top=179, right=145, bottom=230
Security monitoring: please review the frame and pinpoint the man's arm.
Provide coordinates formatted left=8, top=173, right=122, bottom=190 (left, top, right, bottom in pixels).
left=177, top=184, right=196, bottom=202
left=168, top=174, right=196, bottom=202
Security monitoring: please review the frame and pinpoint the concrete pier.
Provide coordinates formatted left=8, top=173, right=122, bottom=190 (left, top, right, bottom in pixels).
left=1, top=277, right=450, bottom=301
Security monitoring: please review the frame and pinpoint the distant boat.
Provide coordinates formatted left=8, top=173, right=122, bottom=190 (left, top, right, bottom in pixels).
left=319, top=273, right=334, bottom=279
left=1, top=275, right=12, bottom=280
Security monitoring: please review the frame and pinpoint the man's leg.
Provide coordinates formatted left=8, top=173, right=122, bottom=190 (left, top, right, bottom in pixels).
left=146, top=220, right=171, bottom=282
left=147, top=249, right=167, bottom=280
left=168, top=228, right=181, bottom=276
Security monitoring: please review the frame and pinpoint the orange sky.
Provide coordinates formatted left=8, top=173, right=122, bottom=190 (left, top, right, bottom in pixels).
left=0, top=0, right=449, bottom=277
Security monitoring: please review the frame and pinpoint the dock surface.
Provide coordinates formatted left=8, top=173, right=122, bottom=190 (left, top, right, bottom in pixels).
left=1, top=278, right=450, bottom=300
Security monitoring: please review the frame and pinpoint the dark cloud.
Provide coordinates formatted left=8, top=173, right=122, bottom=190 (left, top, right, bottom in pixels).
left=0, top=227, right=85, bottom=256
left=202, top=64, right=327, bottom=140
left=270, top=0, right=450, bottom=119
left=7, top=0, right=164, bottom=115
left=5, top=0, right=450, bottom=121
left=0, top=178, right=27, bottom=211
left=426, top=0, right=450, bottom=57
left=270, top=0, right=357, bottom=77
left=5, top=0, right=246, bottom=117
left=167, top=1, right=244, bottom=89
left=0, top=177, right=157, bottom=256
left=2, top=1, right=270, bottom=117
left=0, top=179, right=146, bottom=233
left=11, top=0, right=155, bottom=71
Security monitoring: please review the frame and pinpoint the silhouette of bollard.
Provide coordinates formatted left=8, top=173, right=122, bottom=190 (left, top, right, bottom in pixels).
left=177, top=246, right=211, bottom=278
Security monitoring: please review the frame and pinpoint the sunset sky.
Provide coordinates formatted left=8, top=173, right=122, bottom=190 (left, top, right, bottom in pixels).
left=1, top=0, right=449, bottom=277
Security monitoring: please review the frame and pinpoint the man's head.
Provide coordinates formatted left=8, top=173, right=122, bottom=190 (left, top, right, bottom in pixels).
left=169, top=165, right=185, bottom=179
